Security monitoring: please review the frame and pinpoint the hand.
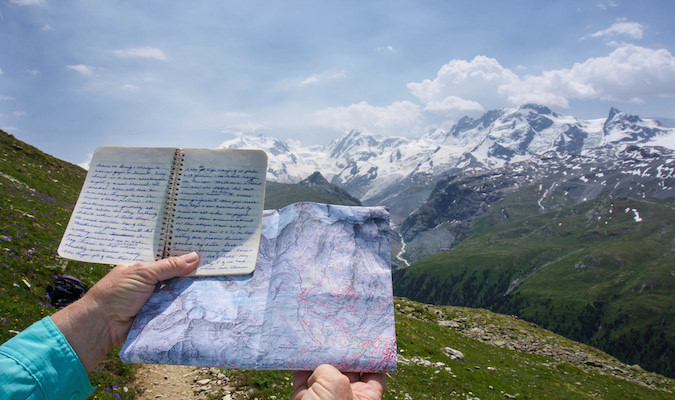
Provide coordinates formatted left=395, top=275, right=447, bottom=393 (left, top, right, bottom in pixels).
left=51, top=252, right=199, bottom=371
left=292, top=364, right=386, bottom=400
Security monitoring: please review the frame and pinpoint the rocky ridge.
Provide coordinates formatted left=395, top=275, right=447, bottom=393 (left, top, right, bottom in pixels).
left=399, top=143, right=675, bottom=262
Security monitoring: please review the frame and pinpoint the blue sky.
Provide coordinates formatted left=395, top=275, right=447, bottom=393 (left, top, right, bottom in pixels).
left=1, top=0, right=674, bottom=166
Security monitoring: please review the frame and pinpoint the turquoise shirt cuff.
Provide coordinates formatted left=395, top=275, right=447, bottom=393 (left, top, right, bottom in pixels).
left=0, top=316, right=95, bottom=400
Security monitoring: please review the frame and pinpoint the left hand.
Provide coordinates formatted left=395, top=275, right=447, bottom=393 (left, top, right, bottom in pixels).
left=51, top=252, right=199, bottom=370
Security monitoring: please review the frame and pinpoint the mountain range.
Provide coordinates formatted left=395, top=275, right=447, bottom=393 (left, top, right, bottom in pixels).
left=220, top=104, right=675, bottom=378
left=220, top=104, right=674, bottom=223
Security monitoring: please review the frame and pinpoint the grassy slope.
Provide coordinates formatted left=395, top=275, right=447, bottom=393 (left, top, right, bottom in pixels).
left=394, top=195, right=675, bottom=377
left=0, top=131, right=137, bottom=398
left=214, top=298, right=672, bottom=400
left=2, top=130, right=672, bottom=399
left=0, top=130, right=363, bottom=399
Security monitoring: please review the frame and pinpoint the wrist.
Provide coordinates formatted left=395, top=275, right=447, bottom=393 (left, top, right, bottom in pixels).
left=51, top=294, right=115, bottom=371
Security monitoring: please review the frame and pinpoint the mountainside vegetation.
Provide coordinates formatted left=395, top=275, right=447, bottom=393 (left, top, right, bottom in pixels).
left=201, top=298, right=673, bottom=399
left=1, top=129, right=673, bottom=399
left=394, top=187, right=675, bottom=378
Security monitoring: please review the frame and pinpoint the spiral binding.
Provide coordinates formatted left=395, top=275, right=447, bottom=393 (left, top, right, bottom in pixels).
left=156, top=148, right=184, bottom=259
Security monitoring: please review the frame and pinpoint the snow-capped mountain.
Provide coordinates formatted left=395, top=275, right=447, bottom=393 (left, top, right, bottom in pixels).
left=398, top=144, right=674, bottom=263
left=219, top=104, right=675, bottom=221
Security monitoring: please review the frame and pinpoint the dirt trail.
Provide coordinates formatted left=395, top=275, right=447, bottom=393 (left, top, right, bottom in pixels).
left=134, top=364, right=206, bottom=400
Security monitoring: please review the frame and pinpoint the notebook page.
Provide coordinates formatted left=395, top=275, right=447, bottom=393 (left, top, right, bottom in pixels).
left=58, top=146, right=177, bottom=264
left=167, top=148, right=267, bottom=275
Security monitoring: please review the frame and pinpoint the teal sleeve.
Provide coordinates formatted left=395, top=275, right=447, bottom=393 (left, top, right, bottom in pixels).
left=0, top=316, right=96, bottom=400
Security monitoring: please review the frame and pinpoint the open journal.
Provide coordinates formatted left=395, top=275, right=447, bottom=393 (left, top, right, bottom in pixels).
left=57, top=146, right=267, bottom=276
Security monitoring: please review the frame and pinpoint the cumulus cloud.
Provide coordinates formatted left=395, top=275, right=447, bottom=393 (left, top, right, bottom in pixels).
left=407, top=55, right=518, bottom=112
left=66, top=64, right=96, bottom=76
left=424, top=96, right=484, bottom=113
left=500, top=45, right=675, bottom=106
left=407, top=45, right=675, bottom=113
left=587, top=20, right=644, bottom=40
left=310, top=101, right=421, bottom=134
left=113, top=47, right=167, bottom=61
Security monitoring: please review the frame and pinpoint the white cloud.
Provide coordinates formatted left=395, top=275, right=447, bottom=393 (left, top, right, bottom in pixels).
left=408, top=45, right=675, bottom=113
left=10, top=0, right=46, bottom=6
left=12, top=111, right=27, bottom=118
left=295, top=70, right=346, bottom=87
left=500, top=45, right=675, bottom=106
left=377, top=45, right=398, bottom=54
left=77, top=153, right=92, bottom=170
left=407, top=55, right=519, bottom=111
left=66, top=64, right=97, bottom=76
left=597, top=1, right=618, bottom=11
left=222, top=122, right=266, bottom=136
left=0, top=95, right=14, bottom=101
left=588, top=21, right=644, bottom=40
left=41, top=24, right=55, bottom=31
left=424, top=96, right=484, bottom=113
left=112, top=47, right=167, bottom=61
left=310, top=101, right=421, bottom=134
left=121, top=83, right=138, bottom=90
left=300, top=74, right=320, bottom=86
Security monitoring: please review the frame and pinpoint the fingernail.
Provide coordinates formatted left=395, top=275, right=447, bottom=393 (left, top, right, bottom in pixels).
left=181, top=252, right=199, bottom=264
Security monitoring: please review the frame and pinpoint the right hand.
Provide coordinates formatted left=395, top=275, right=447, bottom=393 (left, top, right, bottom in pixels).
left=292, top=364, right=386, bottom=400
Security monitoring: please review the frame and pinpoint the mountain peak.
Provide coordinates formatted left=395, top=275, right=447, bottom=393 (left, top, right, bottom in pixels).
left=298, top=172, right=362, bottom=206
left=608, top=107, right=622, bottom=120
left=299, top=171, right=330, bottom=186
left=520, top=103, right=555, bottom=116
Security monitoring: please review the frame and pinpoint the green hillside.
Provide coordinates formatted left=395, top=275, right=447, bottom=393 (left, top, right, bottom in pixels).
left=264, top=180, right=360, bottom=209
left=1, top=129, right=673, bottom=399
left=0, top=130, right=364, bottom=399
left=394, top=194, right=675, bottom=377
left=208, top=298, right=672, bottom=399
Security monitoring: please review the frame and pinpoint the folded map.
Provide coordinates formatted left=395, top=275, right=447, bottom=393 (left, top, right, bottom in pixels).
left=119, top=202, right=398, bottom=372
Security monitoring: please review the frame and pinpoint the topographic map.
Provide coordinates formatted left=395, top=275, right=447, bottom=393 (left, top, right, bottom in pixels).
left=119, top=202, right=397, bottom=372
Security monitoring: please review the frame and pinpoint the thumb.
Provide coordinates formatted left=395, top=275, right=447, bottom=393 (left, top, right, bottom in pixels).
left=147, top=252, right=200, bottom=282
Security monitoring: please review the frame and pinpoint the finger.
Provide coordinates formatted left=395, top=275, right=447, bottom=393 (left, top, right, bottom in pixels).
left=292, top=370, right=311, bottom=400
left=139, top=252, right=200, bottom=282
left=359, top=372, right=386, bottom=391
left=306, top=364, right=341, bottom=387
left=344, top=372, right=361, bottom=383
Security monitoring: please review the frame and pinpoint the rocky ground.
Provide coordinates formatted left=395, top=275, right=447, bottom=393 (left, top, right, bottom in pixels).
left=130, top=299, right=672, bottom=399
left=134, top=365, right=206, bottom=400
left=133, top=364, right=281, bottom=400
left=395, top=298, right=672, bottom=392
